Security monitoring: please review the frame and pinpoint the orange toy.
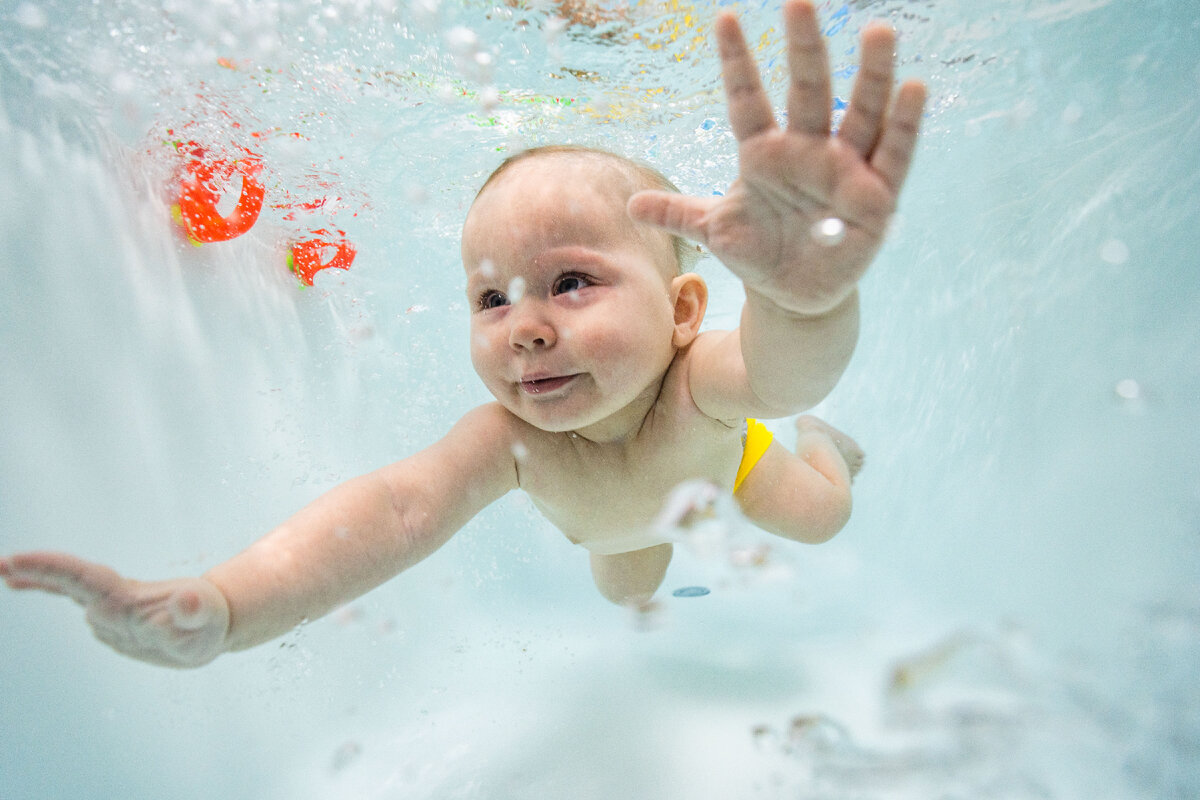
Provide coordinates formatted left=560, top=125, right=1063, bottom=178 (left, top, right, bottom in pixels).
left=174, top=148, right=265, bottom=243
left=287, top=229, right=357, bottom=286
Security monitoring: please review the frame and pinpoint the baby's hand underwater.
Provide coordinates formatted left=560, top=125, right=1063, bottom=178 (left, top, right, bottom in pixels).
left=0, top=551, right=229, bottom=668
left=628, top=0, right=926, bottom=316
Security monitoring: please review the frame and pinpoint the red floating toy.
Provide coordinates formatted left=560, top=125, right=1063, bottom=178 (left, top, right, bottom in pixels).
left=175, top=152, right=265, bottom=243
left=288, top=229, right=356, bottom=286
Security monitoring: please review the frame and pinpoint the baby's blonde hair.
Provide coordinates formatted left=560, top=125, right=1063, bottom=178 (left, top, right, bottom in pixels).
left=474, top=144, right=701, bottom=274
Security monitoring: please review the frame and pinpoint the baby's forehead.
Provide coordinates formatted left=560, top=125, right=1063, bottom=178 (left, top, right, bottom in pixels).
left=484, top=152, right=645, bottom=200
left=463, top=151, right=678, bottom=275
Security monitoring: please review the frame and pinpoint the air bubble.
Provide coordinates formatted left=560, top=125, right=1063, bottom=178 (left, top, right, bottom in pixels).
left=14, top=3, right=48, bottom=29
left=810, top=217, right=846, bottom=247
left=654, top=479, right=720, bottom=535
left=479, top=258, right=496, bottom=279
left=405, top=183, right=429, bottom=205
left=507, top=276, right=526, bottom=302
left=511, top=441, right=529, bottom=461
left=330, top=740, right=362, bottom=772
left=1099, top=238, right=1130, bottom=265
left=543, top=16, right=568, bottom=43
left=444, top=26, right=478, bottom=56
left=1114, top=378, right=1141, bottom=400
left=479, top=86, right=501, bottom=112
left=110, top=72, right=136, bottom=95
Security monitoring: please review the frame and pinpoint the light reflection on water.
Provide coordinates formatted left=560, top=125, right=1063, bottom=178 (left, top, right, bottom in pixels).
left=2, top=1, right=1198, bottom=798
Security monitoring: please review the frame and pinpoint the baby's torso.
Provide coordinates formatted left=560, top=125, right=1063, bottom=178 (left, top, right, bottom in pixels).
left=506, top=365, right=744, bottom=555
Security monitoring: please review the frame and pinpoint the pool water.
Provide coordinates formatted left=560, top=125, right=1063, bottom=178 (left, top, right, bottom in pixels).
left=2, top=1, right=1198, bottom=798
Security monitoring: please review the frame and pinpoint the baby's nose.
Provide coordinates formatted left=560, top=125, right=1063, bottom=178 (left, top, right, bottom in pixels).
left=508, top=302, right=556, bottom=350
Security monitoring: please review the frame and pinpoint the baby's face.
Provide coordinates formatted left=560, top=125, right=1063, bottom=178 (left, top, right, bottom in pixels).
left=462, top=156, right=680, bottom=441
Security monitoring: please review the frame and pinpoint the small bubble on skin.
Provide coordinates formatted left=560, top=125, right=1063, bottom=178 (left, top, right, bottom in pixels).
left=810, top=217, right=846, bottom=247
left=511, top=441, right=529, bottom=461
left=1099, top=238, right=1130, bottom=265
left=507, top=276, right=526, bottom=302
left=479, top=258, right=496, bottom=279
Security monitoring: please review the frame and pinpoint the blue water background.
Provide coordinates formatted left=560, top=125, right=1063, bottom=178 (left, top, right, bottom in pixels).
left=1, top=0, right=1198, bottom=797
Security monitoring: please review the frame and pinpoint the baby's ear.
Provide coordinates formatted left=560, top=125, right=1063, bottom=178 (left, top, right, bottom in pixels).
left=670, top=273, right=707, bottom=347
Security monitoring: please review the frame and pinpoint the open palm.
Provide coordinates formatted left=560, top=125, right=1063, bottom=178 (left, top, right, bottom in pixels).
left=630, top=0, right=926, bottom=316
left=1, top=551, right=229, bottom=668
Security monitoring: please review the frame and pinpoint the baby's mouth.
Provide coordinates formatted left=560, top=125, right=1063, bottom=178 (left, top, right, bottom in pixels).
left=520, top=374, right=579, bottom=395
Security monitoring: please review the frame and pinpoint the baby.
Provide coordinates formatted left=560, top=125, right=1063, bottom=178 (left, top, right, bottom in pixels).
left=0, top=1, right=925, bottom=668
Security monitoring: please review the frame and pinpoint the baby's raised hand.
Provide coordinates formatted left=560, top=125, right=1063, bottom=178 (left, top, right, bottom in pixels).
left=629, top=0, right=926, bottom=316
left=1, top=551, right=229, bottom=668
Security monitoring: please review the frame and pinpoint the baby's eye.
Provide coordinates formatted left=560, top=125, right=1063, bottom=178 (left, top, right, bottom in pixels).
left=553, top=273, right=592, bottom=295
left=478, top=290, right=508, bottom=310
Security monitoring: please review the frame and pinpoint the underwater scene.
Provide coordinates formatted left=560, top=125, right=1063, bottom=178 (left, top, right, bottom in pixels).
left=1, top=0, right=1198, bottom=797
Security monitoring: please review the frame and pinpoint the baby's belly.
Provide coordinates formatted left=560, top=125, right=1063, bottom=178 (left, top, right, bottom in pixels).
left=571, top=528, right=674, bottom=555
left=537, top=498, right=690, bottom=555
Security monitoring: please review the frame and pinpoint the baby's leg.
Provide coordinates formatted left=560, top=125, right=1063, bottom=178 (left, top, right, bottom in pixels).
left=735, top=416, right=863, bottom=543
left=795, top=415, right=864, bottom=479
left=589, top=543, right=673, bottom=606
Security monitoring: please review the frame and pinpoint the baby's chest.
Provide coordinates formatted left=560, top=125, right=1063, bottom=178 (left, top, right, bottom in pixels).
left=520, top=426, right=743, bottom=552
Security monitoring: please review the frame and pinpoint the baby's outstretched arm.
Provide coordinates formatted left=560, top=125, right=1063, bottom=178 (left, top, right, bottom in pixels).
left=1, top=405, right=518, bottom=668
left=630, top=0, right=926, bottom=417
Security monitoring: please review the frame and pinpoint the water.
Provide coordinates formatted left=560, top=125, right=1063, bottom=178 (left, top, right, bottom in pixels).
left=2, top=0, right=1198, bottom=798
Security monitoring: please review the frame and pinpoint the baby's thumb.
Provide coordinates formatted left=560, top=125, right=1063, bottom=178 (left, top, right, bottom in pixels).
left=627, top=190, right=714, bottom=244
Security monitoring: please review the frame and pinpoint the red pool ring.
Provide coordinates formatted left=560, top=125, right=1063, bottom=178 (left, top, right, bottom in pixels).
left=176, top=156, right=265, bottom=243
left=288, top=230, right=356, bottom=286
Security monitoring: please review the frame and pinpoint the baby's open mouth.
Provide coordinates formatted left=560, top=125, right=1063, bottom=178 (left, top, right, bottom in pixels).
left=520, top=375, right=578, bottom=394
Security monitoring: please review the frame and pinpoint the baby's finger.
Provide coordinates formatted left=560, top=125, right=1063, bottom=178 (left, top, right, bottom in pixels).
left=0, top=551, right=121, bottom=606
left=836, top=23, right=896, bottom=157
left=628, top=190, right=718, bottom=246
left=716, top=11, right=776, bottom=141
left=783, top=0, right=832, bottom=136
left=870, top=79, right=926, bottom=192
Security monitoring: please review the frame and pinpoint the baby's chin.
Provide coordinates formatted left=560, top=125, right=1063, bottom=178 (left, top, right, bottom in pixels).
left=490, top=394, right=603, bottom=436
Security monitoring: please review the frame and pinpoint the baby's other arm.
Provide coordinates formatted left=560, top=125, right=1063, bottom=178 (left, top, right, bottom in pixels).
left=630, top=1, right=925, bottom=418
left=0, top=404, right=519, bottom=668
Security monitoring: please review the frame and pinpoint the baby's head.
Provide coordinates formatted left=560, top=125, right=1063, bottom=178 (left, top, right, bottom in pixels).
left=466, top=145, right=699, bottom=278
left=461, top=146, right=708, bottom=439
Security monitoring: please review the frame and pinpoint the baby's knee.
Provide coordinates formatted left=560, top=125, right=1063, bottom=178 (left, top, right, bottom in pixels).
left=589, top=545, right=672, bottom=606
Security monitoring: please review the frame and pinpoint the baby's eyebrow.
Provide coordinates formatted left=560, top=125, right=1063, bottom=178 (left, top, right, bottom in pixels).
left=535, top=245, right=607, bottom=267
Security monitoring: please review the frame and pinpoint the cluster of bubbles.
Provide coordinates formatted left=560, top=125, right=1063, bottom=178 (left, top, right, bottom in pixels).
left=746, top=603, right=1200, bottom=799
